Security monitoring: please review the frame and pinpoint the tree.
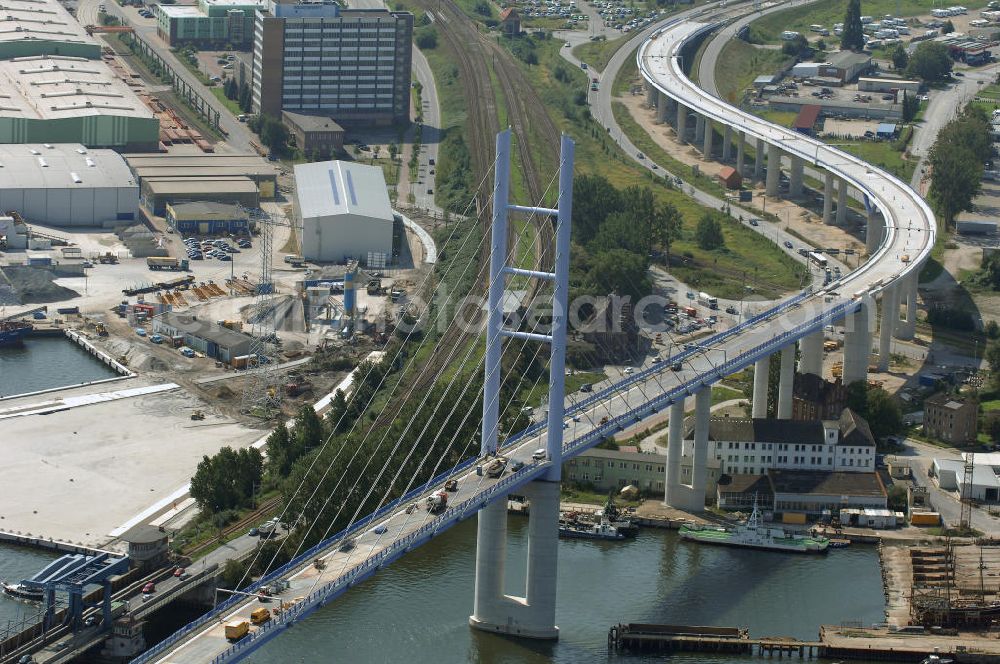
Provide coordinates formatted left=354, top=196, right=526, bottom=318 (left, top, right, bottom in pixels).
left=651, top=202, right=682, bottom=262
left=571, top=174, right=621, bottom=244
left=258, top=114, right=289, bottom=156
left=696, top=213, right=725, bottom=250
left=891, top=44, right=909, bottom=71
left=782, top=33, right=809, bottom=56
left=902, top=92, right=919, bottom=122
left=415, top=26, right=437, bottom=49
left=190, top=446, right=263, bottom=513
left=238, top=80, right=251, bottom=112
left=845, top=382, right=903, bottom=442
left=906, top=41, right=953, bottom=83
left=942, top=19, right=955, bottom=34
left=928, top=142, right=982, bottom=227
left=840, top=0, right=865, bottom=50
left=987, top=340, right=1000, bottom=389
left=585, top=249, right=650, bottom=300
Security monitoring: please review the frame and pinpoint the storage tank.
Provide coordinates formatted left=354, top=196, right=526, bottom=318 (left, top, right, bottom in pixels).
left=344, top=270, right=356, bottom=317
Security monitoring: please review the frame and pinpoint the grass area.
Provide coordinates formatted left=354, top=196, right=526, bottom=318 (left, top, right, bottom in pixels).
left=612, top=101, right=728, bottom=198
left=210, top=87, right=241, bottom=117
left=836, top=139, right=917, bottom=182
left=982, top=400, right=1000, bottom=412
left=573, top=35, right=630, bottom=74
left=749, top=0, right=993, bottom=44
left=755, top=110, right=799, bottom=127
left=668, top=220, right=808, bottom=299
left=919, top=230, right=947, bottom=283
left=713, top=39, right=791, bottom=104
left=519, top=370, right=608, bottom=407
left=712, top=385, right=744, bottom=405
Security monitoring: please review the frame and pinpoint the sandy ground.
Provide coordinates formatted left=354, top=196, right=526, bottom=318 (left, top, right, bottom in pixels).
left=620, top=93, right=868, bottom=256
left=0, top=380, right=263, bottom=546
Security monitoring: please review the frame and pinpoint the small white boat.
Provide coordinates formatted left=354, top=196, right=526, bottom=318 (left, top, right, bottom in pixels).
left=3, top=582, right=43, bottom=602
left=559, top=519, right=626, bottom=541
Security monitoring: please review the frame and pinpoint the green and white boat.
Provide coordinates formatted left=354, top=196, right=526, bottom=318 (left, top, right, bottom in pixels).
left=679, top=499, right=829, bottom=554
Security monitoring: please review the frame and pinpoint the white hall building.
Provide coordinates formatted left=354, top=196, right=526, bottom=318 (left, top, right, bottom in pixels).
left=682, top=408, right=877, bottom=477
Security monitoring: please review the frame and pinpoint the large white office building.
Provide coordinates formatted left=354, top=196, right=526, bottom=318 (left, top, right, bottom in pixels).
left=251, top=1, right=412, bottom=125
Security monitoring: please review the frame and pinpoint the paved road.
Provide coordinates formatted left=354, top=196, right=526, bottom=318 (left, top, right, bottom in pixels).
left=78, top=0, right=255, bottom=151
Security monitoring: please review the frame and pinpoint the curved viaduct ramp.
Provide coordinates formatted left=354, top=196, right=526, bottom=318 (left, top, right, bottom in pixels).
left=639, top=20, right=935, bottom=305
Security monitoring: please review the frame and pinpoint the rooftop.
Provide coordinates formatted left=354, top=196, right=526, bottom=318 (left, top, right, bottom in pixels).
left=0, top=143, right=135, bottom=188
left=826, top=50, right=872, bottom=68
left=937, top=457, right=1000, bottom=487
left=687, top=409, right=874, bottom=447
left=0, top=55, right=154, bottom=121
left=717, top=473, right=774, bottom=495
left=281, top=110, right=344, bottom=133
left=294, top=159, right=393, bottom=223
left=158, top=5, right=204, bottom=17
left=166, top=201, right=249, bottom=218
left=768, top=469, right=886, bottom=497
left=268, top=0, right=340, bottom=19
left=926, top=392, right=976, bottom=410
left=0, top=0, right=94, bottom=47
left=156, top=312, right=254, bottom=349
left=125, top=153, right=277, bottom=178
left=144, top=177, right=260, bottom=196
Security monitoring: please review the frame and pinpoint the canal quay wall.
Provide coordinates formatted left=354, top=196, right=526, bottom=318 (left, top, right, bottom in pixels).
left=0, top=531, right=119, bottom=556
left=610, top=623, right=1000, bottom=662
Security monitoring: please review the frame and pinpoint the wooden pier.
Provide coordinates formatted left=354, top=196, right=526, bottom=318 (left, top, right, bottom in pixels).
left=609, top=623, right=1000, bottom=663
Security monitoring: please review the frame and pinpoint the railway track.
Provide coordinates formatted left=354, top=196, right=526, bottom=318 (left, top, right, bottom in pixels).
left=181, top=496, right=283, bottom=559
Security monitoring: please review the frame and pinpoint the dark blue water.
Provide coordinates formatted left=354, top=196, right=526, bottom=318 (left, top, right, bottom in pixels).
left=245, top=519, right=884, bottom=664
left=0, top=336, right=117, bottom=397
left=0, top=544, right=57, bottom=629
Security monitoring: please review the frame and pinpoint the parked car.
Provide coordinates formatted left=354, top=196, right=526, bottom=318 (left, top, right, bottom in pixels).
left=784, top=241, right=793, bottom=249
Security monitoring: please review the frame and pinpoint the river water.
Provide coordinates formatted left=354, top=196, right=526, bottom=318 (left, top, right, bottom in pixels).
left=244, top=518, right=885, bottom=664
left=0, top=336, right=117, bottom=398
left=0, top=544, right=57, bottom=631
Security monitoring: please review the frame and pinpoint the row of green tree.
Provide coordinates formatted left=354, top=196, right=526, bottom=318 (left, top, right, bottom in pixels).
left=570, top=175, right=681, bottom=300
left=929, top=106, right=991, bottom=227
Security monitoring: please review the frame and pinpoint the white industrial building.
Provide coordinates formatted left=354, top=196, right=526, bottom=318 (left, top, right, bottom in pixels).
left=932, top=453, right=1000, bottom=502
left=0, top=144, right=139, bottom=227
left=295, top=160, right=394, bottom=265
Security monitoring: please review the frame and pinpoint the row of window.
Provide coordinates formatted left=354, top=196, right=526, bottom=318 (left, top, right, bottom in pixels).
left=566, top=473, right=666, bottom=490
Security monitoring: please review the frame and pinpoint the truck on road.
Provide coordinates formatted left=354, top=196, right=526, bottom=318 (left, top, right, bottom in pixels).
left=147, top=257, right=189, bottom=271
left=225, top=620, right=249, bottom=641
left=426, top=490, right=448, bottom=514
left=484, top=457, right=507, bottom=478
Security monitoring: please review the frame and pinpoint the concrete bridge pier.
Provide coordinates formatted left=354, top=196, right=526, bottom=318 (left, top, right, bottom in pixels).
left=765, top=143, right=781, bottom=196
left=895, top=271, right=918, bottom=340
left=664, top=389, right=710, bottom=512
left=722, top=125, right=733, bottom=161
left=754, top=137, right=765, bottom=181
left=656, top=91, right=669, bottom=123
left=788, top=156, right=804, bottom=198
left=777, top=345, right=795, bottom=420
left=877, top=284, right=900, bottom=372
left=822, top=172, right=834, bottom=225
left=799, top=330, right=823, bottom=377
left=702, top=121, right=714, bottom=158
left=751, top=356, right=769, bottom=418
left=695, top=115, right=706, bottom=144
left=836, top=179, right=848, bottom=226
left=736, top=131, right=746, bottom=175
left=677, top=102, right=688, bottom=144
left=664, top=399, right=685, bottom=506
left=469, top=480, right=560, bottom=639
left=843, top=298, right=873, bottom=385
left=646, top=83, right=657, bottom=107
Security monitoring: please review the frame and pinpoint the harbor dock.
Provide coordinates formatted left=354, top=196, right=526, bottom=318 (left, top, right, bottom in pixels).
left=609, top=623, right=1000, bottom=662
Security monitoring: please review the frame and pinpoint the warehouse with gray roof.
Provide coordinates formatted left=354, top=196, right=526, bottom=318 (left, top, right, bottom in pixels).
left=0, top=143, right=138, bottom=226
left=0, top=0, right=158, bottom=149
left=294, top=160, right=394, bottom=265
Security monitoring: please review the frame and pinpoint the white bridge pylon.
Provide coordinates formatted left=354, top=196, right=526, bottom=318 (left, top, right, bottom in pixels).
left=470, top=129, right=575, bottom=640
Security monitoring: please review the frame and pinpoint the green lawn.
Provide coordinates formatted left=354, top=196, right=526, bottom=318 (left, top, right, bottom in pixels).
left=573, top=35, right=631, bottom=74
left=210, top=87, right=241, bottom=117
left=712, top=385, right=744, bottom=405
left=715, top=40, right=792, bottom=104
left=836, top=139, right=917, bottom=182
